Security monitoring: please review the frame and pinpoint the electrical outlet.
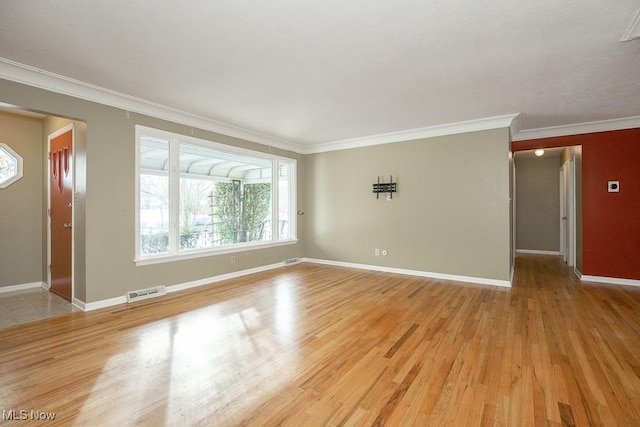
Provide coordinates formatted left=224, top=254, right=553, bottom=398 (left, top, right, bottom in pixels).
left=231, top=256, right=236, bottom=264
left=382, top=249, right=388, bottom=256
left=375, top=248, right=380, bottom=256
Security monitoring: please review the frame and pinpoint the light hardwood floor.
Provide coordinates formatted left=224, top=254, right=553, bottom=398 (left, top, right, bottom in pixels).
left=1, top=255, right=639, bottom=426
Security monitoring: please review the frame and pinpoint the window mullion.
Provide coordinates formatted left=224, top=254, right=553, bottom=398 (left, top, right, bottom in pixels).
left=169, top=140, right=181, bottom=254
left=272, top=160, right=279, bottom=242
left=289, top=161, right=297, bottom=240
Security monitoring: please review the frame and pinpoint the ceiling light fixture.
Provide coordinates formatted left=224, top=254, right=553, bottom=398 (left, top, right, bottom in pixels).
left=534, top=149, right=545, bottom=157
left=621, top=8, right=640, bottom=41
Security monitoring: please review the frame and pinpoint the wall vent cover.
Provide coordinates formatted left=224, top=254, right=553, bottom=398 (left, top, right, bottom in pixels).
left=126, top=286, right=167, bottom=303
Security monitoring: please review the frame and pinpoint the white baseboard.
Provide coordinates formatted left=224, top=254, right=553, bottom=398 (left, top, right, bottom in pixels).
left=166, top=262, right=283, bottom=294
left=516, top=249, right=561, bottom=255
left=573, top=268, right=582, bottom=279
left=66, top=257, right=522, bottom=311
left=0, top=281, right=47, bottom=293
left=78, top=261, right=287, bottom=312
left=303, top=258, right=511, bottom=288
left=76, top=296, right=127, bottom=312
left=580, top=275, right=640, bottom=288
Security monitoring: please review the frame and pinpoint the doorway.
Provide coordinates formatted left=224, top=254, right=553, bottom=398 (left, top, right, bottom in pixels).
left=48, top=124, right=74, bottom=301
left=560, top=157, right=576, bottom=267
left=514, top=146, right=581, bottom=275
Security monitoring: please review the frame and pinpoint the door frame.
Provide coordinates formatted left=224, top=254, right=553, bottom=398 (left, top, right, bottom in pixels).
left=559, top=157, right=576, bottom=267
left=47, top=123, right=75, bottom=301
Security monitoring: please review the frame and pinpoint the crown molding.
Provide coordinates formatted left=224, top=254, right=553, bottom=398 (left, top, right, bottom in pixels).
left=509, top=113, right=521, bottom=139
left=7, top=56, right=638, bottom=155
left=512, top=115, right=640, bottom=142
left=621, top=8, right=640, bottom=41
left=303, top=113, right=521, bottom=154
left=0, top=58, right=304, bottom=153
left=0, top=59, right=519, bottom=156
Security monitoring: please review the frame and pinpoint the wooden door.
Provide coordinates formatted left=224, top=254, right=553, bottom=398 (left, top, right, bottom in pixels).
left=49, top=127, right=73, bottom=301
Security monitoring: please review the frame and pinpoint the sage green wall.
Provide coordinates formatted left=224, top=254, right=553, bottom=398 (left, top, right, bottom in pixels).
left=302, top=128, right=512, bottom=282
left=0, top=79, right=302, bottom=303
left=515, top=154, right=561, bottom=252
left=0, top=111, right=43, bottom=288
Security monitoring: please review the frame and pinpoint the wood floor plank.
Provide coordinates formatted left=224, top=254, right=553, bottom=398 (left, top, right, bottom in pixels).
left=1, top=254, right=640, bottom=425
left=558, top=402, right=576, bottom=427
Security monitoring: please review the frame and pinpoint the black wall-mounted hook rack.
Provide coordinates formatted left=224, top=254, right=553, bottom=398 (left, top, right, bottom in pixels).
left=373, top=175, right=397, bottom=199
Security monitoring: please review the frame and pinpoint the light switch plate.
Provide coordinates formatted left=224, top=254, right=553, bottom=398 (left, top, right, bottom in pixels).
left=608, top=181, right=620, bottom=192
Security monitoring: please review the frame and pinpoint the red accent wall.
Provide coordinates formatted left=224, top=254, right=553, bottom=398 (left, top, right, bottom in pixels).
left=513, top=128, right=640, bottom=280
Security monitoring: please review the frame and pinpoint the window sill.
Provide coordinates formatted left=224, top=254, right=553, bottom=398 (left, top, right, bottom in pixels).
left=134, top=239, right=299, bottom=266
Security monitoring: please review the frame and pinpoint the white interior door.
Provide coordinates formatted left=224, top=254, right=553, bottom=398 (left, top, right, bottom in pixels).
left=560, top=163, right=568, bottom=262
left=559, top=159, right=576, bottom=266
left=568, top=157, right=576, bottom=267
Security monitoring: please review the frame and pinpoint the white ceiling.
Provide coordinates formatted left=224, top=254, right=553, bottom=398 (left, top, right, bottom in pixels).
left=1, top=0, right=639, bottom=151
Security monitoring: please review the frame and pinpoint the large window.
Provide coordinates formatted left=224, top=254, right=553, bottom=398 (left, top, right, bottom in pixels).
left=136, top=126, right=296, bottom=263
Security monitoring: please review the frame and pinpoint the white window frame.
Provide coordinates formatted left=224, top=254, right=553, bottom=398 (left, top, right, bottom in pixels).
left=134, top=125, right=297, bottom=265
left=0, top=142, right=23, bottom=189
